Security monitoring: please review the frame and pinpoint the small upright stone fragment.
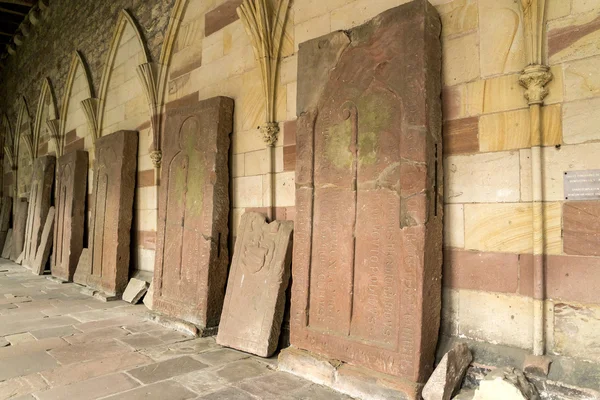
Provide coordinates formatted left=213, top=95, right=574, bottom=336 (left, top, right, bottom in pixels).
left=122, top=278, right=149, bottom=304
left=143, top=281, right=154, bottom=310
left=1, top=229, right=12, bottom=258
left=11, top=199, right=28, bottom=261
left=0, top=197, right=12, bottom=250
left=52, top=150, right=89, bottom=282
left=422, top=343, right=472, bottom=400
left=23, top=155, right=56, bottom=269
left=74, top=130, right=138, bottom=297
left=474, top=368, right=539, bottom=400
left=217, top=212, right=294, bottom=357
left=32, top=206, right=55, bottom=275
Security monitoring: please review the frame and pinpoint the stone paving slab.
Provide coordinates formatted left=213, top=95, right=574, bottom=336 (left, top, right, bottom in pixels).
left=0, top=260, right=354, bottom=400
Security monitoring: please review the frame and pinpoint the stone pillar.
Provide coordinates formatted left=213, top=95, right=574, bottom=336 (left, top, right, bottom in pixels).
left=281, top=1, right=443, bottom=399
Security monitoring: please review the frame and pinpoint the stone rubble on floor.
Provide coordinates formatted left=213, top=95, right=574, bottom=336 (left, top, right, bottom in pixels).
left=0, top=260, right=355, bottom=400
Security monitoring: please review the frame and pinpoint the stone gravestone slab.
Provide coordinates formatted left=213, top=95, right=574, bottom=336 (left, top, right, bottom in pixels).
left=32, top=206, right=55, bottom=275
left=51, top=150, right=89, bottom=282
left=0, top=197, right=12, bottom=250
left=11, top=199, right=29, bottom=261
left=289, top=1, right=443, bottom=396
left=217, top=212, right=293, bottom=357
left=153, top=96, right=233, bottom=331
left=23, top=155, right=56, bottom=269
left=73, top=130, right=138, bottom=297
left=1, top=229, right=12, bottom=259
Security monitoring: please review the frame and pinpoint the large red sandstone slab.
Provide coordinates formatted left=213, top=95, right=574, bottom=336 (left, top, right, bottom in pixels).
left=290, top=0, right=443, bottom=393
left=51, top=150, right=89, bottom=282
left=32, top=206, right=55, bottom=275
left=217, top=212, right=293, bottom=357
left=74, top=131, right=138, bottom=296
left=0, top=197, right=12, bottom=250
left=11, top=199, right=28, bottom=261
left=23, top=155, right=56, bottom=270
left=153, top=96, right=233, bottom=330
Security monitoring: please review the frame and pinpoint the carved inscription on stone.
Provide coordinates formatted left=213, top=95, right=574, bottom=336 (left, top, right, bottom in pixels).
left=51, top=150, right=88, bottom=282
left=153, top=95, right=233, bottom=329
left=23, top=155, right=56, bottom=270
left=74, top=131, right=137, bottom=296
left=217, top=212, right=293, bottom=357
left=11, top=199, right=28, bottom=261
left=290, top=0, right=443, bottom=386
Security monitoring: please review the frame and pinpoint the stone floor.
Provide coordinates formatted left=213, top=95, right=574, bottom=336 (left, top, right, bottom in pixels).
left=0, top=260, right=353, bottom=400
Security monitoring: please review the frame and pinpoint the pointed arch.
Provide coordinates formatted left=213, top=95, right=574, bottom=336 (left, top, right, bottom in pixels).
left=15, top=97, right=34, bottom=198
left=59, top=51, right=94, bottom=155
left=1, top=113, right=13, bottom=164
left=97, top=9, right=151, bottom=137
left=33, top=77, right=60, bottom=157
left=16, top=97, right=34, bottom=162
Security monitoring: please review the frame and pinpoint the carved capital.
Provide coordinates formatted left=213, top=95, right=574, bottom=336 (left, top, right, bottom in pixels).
left=519, top=65, right=552, bottom=105
left=150, top=150, right=162, bottom=168
left=260, top=122, right=280, bottom=147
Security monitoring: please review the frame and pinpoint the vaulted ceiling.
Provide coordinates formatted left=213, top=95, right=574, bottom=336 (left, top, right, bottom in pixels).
left=0, top=0, right=35, bottom=61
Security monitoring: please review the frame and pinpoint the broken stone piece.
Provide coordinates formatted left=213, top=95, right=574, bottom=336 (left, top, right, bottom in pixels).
left=122, top=278, right=149, bottom=304
left=217, top=212, right=294, bottom=357
left=422, top=343, right=472, bottom=400
left=32, top=206, right=55, bottom=275
left=1, top=229, right=13, bottom=259
left=473, top=367, right=540, bottom=400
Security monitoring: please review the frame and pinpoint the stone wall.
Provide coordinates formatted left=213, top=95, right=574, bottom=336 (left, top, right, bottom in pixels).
left=0, top=0, right=599, bottom=370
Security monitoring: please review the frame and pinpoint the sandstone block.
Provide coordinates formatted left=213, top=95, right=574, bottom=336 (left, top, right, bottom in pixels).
left=23, top=155, right=56, bottom=269
left=51, top=150, right=89, bottom=282
left=291, top=0, right=443, bottom=391
left=153, top=96, right=232, bottom=330
left=74, top=131, right=138, bottom=297
left=217, top=212, right=293, bottom=357
left=122, top=278, right=149, bottom=304
left=422, top=343, right=472, bottom=400
left=32, top=206, right=55, bottom=275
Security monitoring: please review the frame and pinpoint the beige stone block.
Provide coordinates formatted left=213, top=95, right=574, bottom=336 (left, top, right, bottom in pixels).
left=170, top=44, right=203, bottom=80
left=223, top=21, right=250, bottom=55
left=443, top=32, right=479, bottom=86
left=202, top=42, right=224, bottom=65
left=232, top=153, right=244, bottom=177
left=295, top=13, right=330, bottom=51
left=564, top=55, right=600, bottom=101
left=444, top=151, right=521, bottom=204
left=280, top=55, right=298, bottom=85
left=435, top=0, right=478, bottom=37
left=564, top=96, right=600, bottom=144
left=175, top=17, right=205, bottom=53
left=136, top=209, right=157, bottom=232
left=547, top=0, right=571, bottom=20
left=293, top=0, right=348, bottom=25
left=478, top=0, right=526, bottom=78
left=458, top=289, right=533, bottom=350
left=479, top=105, right=562, bottom=151
left=275, top=171, right=295, bottom=207
left=182, top=0, right=216, bottom=23
left=329, top=0, right=412, bottom=32
left=443, top=80, right=485, bottom=120
left=546, top=65, right=565, bottom=105
left=233, top=175, right=263, bottom=208
left=482, top=74, right=528, bottom=114
left=231, top=207, right=245, bottom=237
left=135, top=248, right=156, bottom=273
left=286, top=82, right=297, bottom=120
left=553, top=302, right=600, bottom=362
left=232, top=128, right=266, bottom=154
left=239, top=69, right=266, bottom=131
left=102, top=104, right=125, bottom=130
left=244, top=149, right=270, bottom=176
left=444, top=204, right=465, bottom=248
left=125, top=95, right=147, bottom=121
left=464, top=202, right=562, bottom=254
left=135, top=187, right=157, bottom=210
left=275, top=146, right=284, bottom=173
left=572, top=0, right=599, bottom=14
left=138, top=128, right=153, bottom=157
left=549, top=10, right=600, bottom=64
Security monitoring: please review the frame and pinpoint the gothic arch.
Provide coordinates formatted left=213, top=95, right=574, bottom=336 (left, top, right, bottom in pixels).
left=16, top=98, right=34, bottom=163
left=33, top=77, right=60, bottom=157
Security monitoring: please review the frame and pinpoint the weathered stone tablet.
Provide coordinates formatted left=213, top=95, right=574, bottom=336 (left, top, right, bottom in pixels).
left=0, top=197, right=12, bottom=250
left=11, top=199, right=29, bottom=262
left=32, top=206, right=55, bottom=275
left=74, top=130, right=138, bottom=297
left=51, top=150, right=89, bottom=282
left=289, top=0, right=443, bottom=395
left=1, top=229, right=12, bottom=259
left=153, top=96, right=232, bottom=331
left=217, top=213, right=293, bottom=357
left=23, top=155, right=56, bottom=270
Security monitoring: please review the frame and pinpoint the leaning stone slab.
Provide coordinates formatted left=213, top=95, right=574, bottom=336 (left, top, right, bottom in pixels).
left=122, top=278, right=149, bottom=304
left=15, top=251, right=24, bottom=264
left=0, top=197, right=12, bottom=250
left=1, top=229, right=12, bottom=258
left=51, top=150, right=89, bottom=282
left=74, top=130, right=138, bottom=297
left=217, top=212, right=293, bottom=357
left=11, top=199, right=28, bottom=261
left=422, top=343, right=472, bottom=400
left=474, top=368, right=539, bottom=400
left=290, top=0, right=442, bottom=395
left=32, top=206, right=55, bottom=275
left=153, top=96, right=232, bottom=331
left=73, top=248, right=90, bottom=285
left=22, top=155, right=56, bottom=269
